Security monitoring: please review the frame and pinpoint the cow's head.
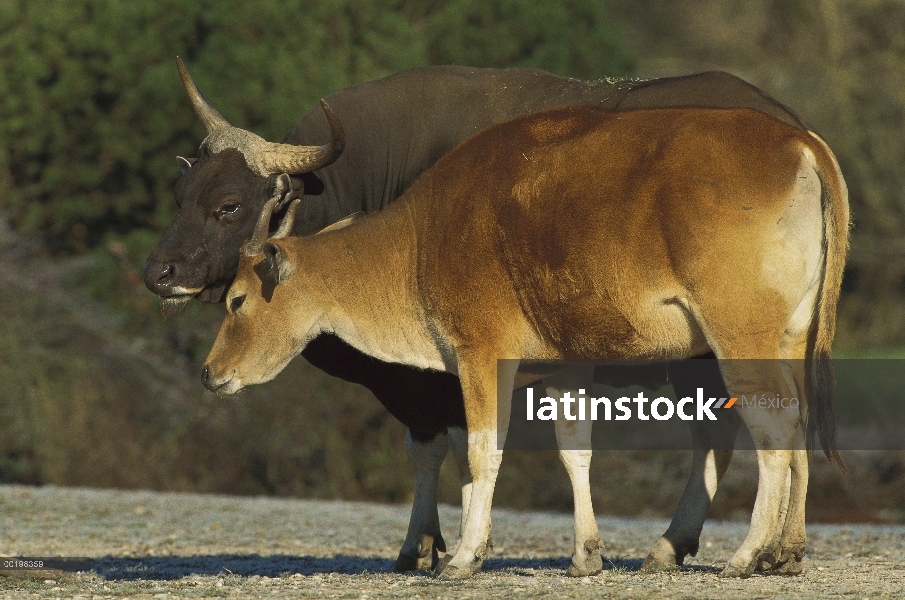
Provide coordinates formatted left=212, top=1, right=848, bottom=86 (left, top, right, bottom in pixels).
left=143, top=58, right=344, bottom=307
left=202, top=197, right=315, bottom=394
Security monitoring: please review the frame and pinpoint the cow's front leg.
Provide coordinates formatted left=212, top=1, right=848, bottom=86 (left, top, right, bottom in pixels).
left=436, top=357, right=515, bottom=580
left=394, top=429, right=448, bottom=572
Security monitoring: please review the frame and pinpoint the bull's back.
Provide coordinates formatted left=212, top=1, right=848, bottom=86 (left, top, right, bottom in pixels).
left=285, top=67, right=807, bottom=234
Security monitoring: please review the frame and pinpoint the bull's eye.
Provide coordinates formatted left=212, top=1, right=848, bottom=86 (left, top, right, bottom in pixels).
left=217, top=202, right=241, bottom=218
left=230, top=294, right=246, bottom=313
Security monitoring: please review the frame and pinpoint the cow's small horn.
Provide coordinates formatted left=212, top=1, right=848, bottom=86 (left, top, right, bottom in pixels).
left=176, top=57, right=231, bottom=133
left=273, top=199, right=300, bottom=239
left=245, top=197, right=278, bottom=257
left=257, top=100, right=345, bottom=175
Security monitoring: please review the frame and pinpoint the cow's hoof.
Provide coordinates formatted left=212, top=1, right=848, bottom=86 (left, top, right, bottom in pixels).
left=435, top=560, right=481, bottom=581
left=719, top=562, right=754, bottom=579
left=566, top=538, right=603, bottom=577
left=755, top=558, right=773, bottom=572
left=566, top=552, right=602, bottom=577
left=770, top=557, right=803, bottom=576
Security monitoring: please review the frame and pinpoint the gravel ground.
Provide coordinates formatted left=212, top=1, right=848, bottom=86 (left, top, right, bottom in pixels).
left=1, top=484, right=904, bottom=598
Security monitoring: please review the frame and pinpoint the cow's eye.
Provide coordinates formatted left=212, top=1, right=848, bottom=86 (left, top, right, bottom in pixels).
left=217, top=202, right=241, bottom=218
left=230, top=295, right=246, bottom=313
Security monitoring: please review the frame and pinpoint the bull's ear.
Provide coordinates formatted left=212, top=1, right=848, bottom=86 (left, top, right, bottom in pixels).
left=273, top=173, right=317, bottom=211
left=297, top=172, right=324, bottom=195
left=272, top=173, right=294, bottom=210
left=176, top=156, right=196, bottom=174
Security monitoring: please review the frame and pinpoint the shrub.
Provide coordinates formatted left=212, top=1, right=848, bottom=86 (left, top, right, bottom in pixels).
left=0, top=0, right=631, bottom=250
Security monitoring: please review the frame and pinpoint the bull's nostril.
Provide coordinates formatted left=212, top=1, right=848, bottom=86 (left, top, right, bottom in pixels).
left=201, top=365, right=209, bottom=384
left=157, top=264, right=174, bottom=283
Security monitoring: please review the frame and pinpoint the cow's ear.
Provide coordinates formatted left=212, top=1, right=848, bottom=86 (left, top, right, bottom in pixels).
left=255, top=242, right=293, bottom=301
left=176, top=156, right=196, bottom=175
left=316, top=212, right=363, bottom=235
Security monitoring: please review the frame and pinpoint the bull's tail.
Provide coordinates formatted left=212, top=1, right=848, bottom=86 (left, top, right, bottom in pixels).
left=805, top=132, right=849, bottom=469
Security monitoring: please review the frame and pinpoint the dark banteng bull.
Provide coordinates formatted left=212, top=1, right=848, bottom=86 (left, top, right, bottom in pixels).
left=144, top=60, right=813, bottom=573
left=203, top=105, right=848, bottom=579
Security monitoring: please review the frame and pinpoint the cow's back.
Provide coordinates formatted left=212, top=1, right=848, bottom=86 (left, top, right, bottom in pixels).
left=410, top=106, right=815, bottom=359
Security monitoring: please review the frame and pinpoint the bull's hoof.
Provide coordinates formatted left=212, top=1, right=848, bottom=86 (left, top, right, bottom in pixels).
left=640, top=537, right=694, bottom=572
left=719, top=562, right=755, bottom=579
left=435, top=559, right=482, bottom=580
left=393, top=552, right=421, bottom=573
left=393, top=549, right=436, bottom=573
left=393, top=534, right=443, bottom=572
left=434, top=553, right=454, bottom=576
left=640, top=552, right=679, bottom=573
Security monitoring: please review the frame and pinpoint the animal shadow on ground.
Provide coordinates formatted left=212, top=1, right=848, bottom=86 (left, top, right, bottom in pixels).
left=89, top=554, right=717, bottom=580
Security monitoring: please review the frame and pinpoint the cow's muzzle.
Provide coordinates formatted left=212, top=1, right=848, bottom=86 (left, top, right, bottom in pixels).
left=201, top=365, right=240, bottom=394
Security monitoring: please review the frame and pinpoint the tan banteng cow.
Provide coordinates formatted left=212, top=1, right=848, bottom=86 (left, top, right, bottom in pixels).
left=203, top=105, right=848, bottom=579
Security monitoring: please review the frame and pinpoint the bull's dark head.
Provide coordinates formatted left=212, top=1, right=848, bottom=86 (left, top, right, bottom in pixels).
left=143, top=58, right=344, bottom=307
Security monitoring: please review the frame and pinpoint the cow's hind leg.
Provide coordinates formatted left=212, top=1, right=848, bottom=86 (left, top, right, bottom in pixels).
left=642, top=357, right=740, bottom=571
left=769, top=446, right=807, bottom=575
left=765, top=360, right=810, bottom=576
left=717, top=358, right=806, bottom=578
left=546, top=366, right=603, bottom=577
left=394, top=430, right=448, bottom=572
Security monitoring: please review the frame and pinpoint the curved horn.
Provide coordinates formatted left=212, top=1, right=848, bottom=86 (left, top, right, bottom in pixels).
left=245, top=197, right=278, bottom=257
left=273, top=199, right=301, bottom=239
left=176, top=56, right=231, bottom=133
left=256, top=99, right=345, bottom=175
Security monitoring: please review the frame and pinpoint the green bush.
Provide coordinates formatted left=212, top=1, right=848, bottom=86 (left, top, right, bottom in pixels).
left=0, top=0, right=631, bottom=250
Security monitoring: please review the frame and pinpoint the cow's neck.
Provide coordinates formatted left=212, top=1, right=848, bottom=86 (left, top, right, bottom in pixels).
left=298, top=199, right=447, bottom=373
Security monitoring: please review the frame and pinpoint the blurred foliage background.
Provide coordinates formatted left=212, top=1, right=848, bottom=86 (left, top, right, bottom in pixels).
left=1, top=0, right=904, bottom=524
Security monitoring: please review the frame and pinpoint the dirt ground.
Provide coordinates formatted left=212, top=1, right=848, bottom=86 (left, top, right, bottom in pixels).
left=1, top=484, right=903, bottom=599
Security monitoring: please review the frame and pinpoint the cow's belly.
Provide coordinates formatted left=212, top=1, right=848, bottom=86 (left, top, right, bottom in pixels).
left=523, top=291, right=709, bottom=361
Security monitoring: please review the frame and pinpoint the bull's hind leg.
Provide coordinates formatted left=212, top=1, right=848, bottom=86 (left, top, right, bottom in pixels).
left=394, top=430, right=448, bottom=572
left=642, top=357, right=741, bottom=571
left=545, top=365, right=603, bottom=577
left=641, top=423, right=740, bottom=571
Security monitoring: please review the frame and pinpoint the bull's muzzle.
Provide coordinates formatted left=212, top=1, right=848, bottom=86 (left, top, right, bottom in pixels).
left=143, top=261, right=177, bottom=295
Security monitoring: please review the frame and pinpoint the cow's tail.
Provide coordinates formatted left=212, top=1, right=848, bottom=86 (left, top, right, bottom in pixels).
left=804, top=131, right=849, bottom=470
